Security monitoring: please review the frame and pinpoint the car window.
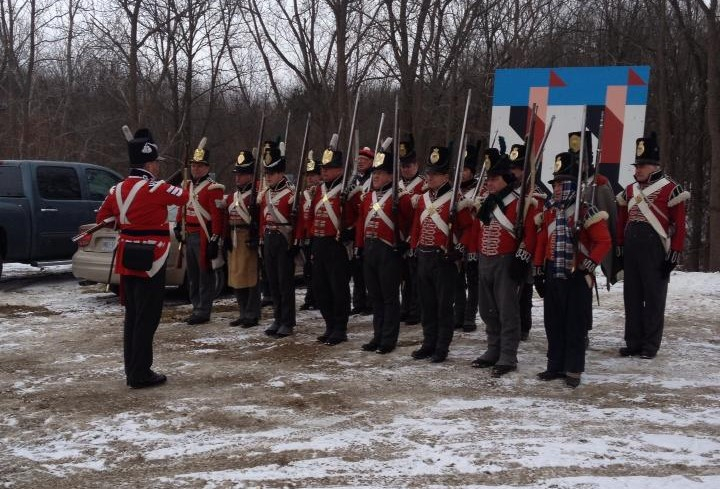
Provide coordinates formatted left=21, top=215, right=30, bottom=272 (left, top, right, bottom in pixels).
left=86, top=168, right=121, bottom=200
left=37, top=166, right=82, bottom=200
left=0, top=166, right=24, bottom=197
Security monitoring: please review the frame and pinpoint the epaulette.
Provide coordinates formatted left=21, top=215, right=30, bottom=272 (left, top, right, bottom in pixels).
left=534, top=211, right=544, bottom=227
left=668, top=183, right=690, bottom=207
left=457, top=195, right=473, bottom=211
left=257, top=188, right=267, bottom=204
left=108, top=185, right=117, bottom=195
left=411, top=193, right=421, bottom=208
left=208, top=182, right=225, bottom=192
left=616, top=189, right=628, bottom=207
left=347, top=184, right=362, bottom=200
left=583, top=204, right=609, bottom=228
left=148, top=180, right=165, bottom=193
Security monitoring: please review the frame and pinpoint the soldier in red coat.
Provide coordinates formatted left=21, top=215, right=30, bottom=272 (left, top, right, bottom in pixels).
left=471, top=152, right=538, bottom=377
left=298, top=152, right=322, bottom=311
left=175, top=139, right=225, bottom=325
left=97, top=128, right=188, bottom=388
left=409, top=146, right=474, bottom=363
left=346, top=146, right=374, bottom=315
left=225, top=151, right=260, bottom=328
left=355, top=140, right=414, bottom=354
left=616, top=133, right=689, bottom=359
left=453, top=142, right=482, bottom=333
left=533, top=152, right=612, bottom=388
left=259, top=142, right=297, bottom=337
left=398, top=134, right=424, bottom=325
left=300, top=134, right=358, bottom=345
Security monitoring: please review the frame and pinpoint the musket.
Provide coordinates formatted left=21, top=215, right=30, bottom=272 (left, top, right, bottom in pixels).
left=530, top=115, right=555, bottom=198
left=573, top=106, right=588, bottom=238
left=175, top=137, right=191, bottom=268
left=72, top=216, right=116, bottom=243
left=514, top=104, right=538, bottom=243
left=589, top=109, right=606, bottom=206
left=374, top=113, right=386, bottom=154
left=249, top=112, right=267, bottom=246
left=471, top=130, right=498, bottom=201
left=489, top=129, right=499, bottom=150
left=446, top=88, right=472, bottom=254
left=290, top=112, right=312, bottom=230
left=340, top=90, right=361, bottom=198
left=283, top=111, right=292, bottom=148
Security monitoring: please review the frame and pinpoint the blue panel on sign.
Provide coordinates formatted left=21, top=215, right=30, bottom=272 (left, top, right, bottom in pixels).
left=492, top=66, right=650, bottom=106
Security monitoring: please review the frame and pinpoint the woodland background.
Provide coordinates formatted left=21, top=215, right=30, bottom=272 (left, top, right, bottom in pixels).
left=0, top=0, right=718, bottom=270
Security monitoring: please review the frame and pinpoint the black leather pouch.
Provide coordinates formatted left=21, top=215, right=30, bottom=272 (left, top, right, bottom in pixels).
left=122, top=242, right=155, bottom=271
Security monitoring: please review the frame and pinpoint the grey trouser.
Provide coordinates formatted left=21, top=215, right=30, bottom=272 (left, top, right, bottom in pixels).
left=477, top=254, right=521, bottom=367
left=186, top=232, right=214, bottom=319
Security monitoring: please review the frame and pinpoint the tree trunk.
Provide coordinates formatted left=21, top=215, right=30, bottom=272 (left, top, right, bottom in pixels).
left=704, top=1, right=720, bottom=270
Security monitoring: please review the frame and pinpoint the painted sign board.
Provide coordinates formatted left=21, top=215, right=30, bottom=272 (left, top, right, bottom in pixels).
left=489, top=66, right=650, bottom=192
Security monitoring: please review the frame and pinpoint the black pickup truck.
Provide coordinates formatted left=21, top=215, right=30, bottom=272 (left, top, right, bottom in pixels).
left=0, top=160, right=122, bottom=279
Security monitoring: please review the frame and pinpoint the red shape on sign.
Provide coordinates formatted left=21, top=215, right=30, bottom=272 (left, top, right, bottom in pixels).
left=627, top=69, right=646, bottom=86
left=549, top=70, right=566, bottom=87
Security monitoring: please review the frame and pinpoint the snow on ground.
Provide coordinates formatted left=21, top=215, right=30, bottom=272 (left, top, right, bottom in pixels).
left=0, top=263, right=719, bottom=488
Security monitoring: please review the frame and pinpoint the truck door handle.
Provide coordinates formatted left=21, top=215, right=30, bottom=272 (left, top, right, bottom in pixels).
left=41, top=208, right=59, bottom=212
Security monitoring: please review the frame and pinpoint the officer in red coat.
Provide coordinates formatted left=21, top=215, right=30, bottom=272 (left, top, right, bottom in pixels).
left=616, top=133, right=689, bottom=359
left=398, top=134, right=424, bottom=325
left=347, top=146, right=375, bottom=315
left=97, top=128, right=189, bottom=388
left=409, top=146, right=474, bottom=363
left=355, top=139, right=414, bottom=354
left=533, top=152, right=612, bottom=388
left=225, top=151, right=260, bottom=328
left=471, top=152, right=538, bottom=377
left=300, top=134, right=358, bottom=345
left=298, top=152, right=322, bottom=311
left=259, top=141, right=297, bottom=337
left=175, top=139, right=225, bottom=325
left=453, top=142, right=481, bottom=333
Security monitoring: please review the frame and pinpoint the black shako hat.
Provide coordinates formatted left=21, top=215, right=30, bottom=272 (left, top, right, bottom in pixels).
left=549, top=152, right=578, bottom=184
left=508, top=144, right=526, bottom=169
left=425, top=145, right=451, bottom=174
left=633, top=132, right=660, bottom=166
left=399, top=134, right=417, bottom=165
left=233, top=151, right=254, bottom=174
left=128, top=128, right=159, bottom=167
left=372, top=137, right=394, bottom=174
left=321, top=134, right=343, bottom=169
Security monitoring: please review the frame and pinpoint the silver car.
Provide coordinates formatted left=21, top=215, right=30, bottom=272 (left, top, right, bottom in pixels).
left=71, top=206, right=186, bottom=291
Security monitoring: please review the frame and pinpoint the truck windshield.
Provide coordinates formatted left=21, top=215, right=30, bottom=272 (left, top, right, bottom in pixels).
left=0, top=166, right=24, bottom=197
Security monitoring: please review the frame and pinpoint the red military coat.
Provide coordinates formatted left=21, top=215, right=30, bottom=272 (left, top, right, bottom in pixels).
left=355, top=185, right=414, bottom=248
left=179, top=175, right=225, bottom=270
left=476, top=190, right=539, bottom=258
left=301, top=178, right=358, bottom=239
left=259, top=178, right=295, bottom=242
left=534, top=203, right=612, bottom=279
left=616, top=173, right=689, bottom=253
left=97, top=168, right=188, bottom=278
left=409, top=183, right=474, bottom=251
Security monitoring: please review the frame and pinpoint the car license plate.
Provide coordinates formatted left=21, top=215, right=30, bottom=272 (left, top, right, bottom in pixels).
left=98, top=237, right=117, bottom=252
